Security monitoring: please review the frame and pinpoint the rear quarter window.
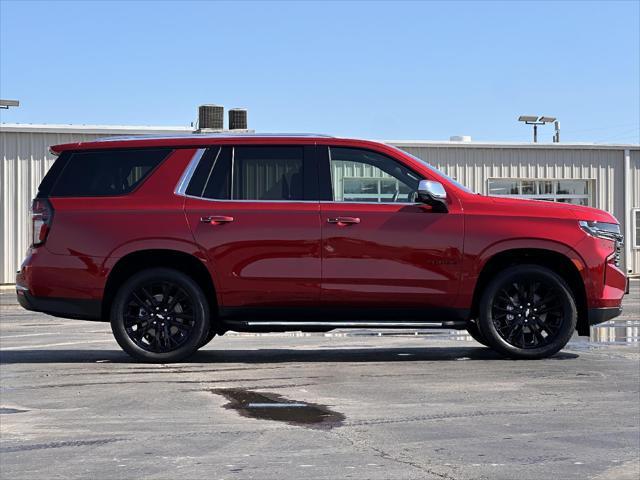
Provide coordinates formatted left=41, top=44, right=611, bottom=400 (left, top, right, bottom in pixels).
left=47, top=148, right=172, bottom=197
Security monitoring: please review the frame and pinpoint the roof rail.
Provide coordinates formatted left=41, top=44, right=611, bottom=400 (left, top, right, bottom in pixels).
left=93, top=132, right=335, bottom=142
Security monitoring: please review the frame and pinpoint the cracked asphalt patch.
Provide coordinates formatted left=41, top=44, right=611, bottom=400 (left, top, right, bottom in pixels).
left=1, top=290, right=639, bottom=479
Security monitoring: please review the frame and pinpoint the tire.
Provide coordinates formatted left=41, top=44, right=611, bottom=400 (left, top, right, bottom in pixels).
left=477, top=264, right=577, bottom=360
left=466, top=320, right=490, bottom=347
left=199, top=328, right=216, bottom=348
left=110, top=268, right=210, bottom=363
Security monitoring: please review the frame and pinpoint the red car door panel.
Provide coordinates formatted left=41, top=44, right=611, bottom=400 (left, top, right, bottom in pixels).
left=321, top=202, right=464, bottom=308
left=185, top=199, right=321, bottom=308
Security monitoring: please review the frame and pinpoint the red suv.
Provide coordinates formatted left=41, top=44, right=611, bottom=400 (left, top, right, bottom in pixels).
left=16, top=135, right=627, bottom=362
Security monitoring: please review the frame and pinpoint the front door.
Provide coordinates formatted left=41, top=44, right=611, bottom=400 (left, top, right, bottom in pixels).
left=319, top=146, right=464, bottom=316
left=183, top=145, right=321, bottom=315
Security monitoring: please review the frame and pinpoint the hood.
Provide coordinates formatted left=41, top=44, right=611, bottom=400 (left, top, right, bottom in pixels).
left=488, top=196, right=618, bottom=224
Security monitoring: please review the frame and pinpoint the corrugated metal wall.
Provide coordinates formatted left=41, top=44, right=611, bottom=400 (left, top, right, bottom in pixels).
left=398, top=146, right=624, bottom=216
left=1, top=129, right=638, bottom=283
left=631, top=150, right=640, bottom=275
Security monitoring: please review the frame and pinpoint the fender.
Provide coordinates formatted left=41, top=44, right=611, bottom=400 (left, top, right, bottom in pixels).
left=100, top=239, right=223, bottom=308
left=474, top=238, right=588, bottom=276
left=457, top=238, right=589, bottom=309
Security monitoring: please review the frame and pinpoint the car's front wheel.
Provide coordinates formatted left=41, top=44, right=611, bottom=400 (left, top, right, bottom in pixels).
left=477, top=265, right=577, bottom=359
left=110, top=268, right=210, bottom=363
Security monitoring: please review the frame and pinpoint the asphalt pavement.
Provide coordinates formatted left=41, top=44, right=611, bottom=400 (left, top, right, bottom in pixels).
left=0, top=284, right=638, bottom=480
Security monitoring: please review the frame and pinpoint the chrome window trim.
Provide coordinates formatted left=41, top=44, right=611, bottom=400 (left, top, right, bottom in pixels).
left=176, top=193, right=418, bottom=206
left=177, top=193, right=320, bottom=204
left=174, top=148, right=206, bottom=196
left=320, top=201, right=419, bottom=206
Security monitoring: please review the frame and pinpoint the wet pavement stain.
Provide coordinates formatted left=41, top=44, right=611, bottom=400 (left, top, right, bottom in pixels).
left=0, top=407, right=28, bottom=414
left=212, top=388, right=345, bottom=429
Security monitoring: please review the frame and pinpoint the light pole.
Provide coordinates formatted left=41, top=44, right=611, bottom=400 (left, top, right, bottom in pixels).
left=518, top=115, right=557, bottom=143
left=0, top=99, right=19, bottom=109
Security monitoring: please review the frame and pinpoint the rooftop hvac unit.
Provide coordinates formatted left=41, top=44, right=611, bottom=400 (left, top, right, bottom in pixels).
left=229, top=108, right=248, bottom=130
left=198, top=105, right=224, bottom=130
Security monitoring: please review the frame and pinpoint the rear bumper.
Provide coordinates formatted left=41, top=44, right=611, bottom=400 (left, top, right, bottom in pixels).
left=16, top=288, right=102, bottom=321
left=587, top=307, right=622, bottom=326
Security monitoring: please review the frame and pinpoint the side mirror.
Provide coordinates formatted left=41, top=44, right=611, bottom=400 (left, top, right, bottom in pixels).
left=417, top=180, right=448, bottom=211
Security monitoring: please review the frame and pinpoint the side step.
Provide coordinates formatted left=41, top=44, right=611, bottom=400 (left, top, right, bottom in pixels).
left=238, top=321, right=468, bottom=329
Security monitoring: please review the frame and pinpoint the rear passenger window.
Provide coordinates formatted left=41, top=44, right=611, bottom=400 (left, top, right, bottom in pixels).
left=186, top=147, right=231, bottom=199
left=186, top=146, right=304, bottom=201
left=50, top=149, right=171, bottom=197
left=233, top=146, right=304, bottom=201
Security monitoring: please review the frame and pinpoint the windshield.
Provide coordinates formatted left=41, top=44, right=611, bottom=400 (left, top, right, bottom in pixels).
left=396, top=148, right=475, bottom=194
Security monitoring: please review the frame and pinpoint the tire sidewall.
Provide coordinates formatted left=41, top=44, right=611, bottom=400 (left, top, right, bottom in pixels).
left=110, top=268, right=210, bottom=363
left=478, top=265, right=577, bottom=359
left=466, top=320, right=491, bottom=347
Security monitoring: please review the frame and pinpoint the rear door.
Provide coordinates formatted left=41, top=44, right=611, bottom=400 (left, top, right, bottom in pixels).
left=183, top=145, right=321, bottom=316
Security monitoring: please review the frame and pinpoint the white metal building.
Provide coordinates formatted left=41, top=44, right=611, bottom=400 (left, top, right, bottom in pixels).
left=1, top=123, right=639, bottom=284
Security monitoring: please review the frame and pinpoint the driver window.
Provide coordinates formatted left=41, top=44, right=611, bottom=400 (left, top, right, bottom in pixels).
left=329, top=147, right=420, bottom=203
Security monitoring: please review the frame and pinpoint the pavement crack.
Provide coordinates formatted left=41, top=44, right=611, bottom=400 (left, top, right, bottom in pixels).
left=0, top=438, right=124, bottom=453
left=330, top=429, right=459, bottom=480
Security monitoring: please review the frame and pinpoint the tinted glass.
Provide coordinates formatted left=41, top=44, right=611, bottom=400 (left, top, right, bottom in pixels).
left=202, top=147, right=231, bottom=199
left=186, top=149, right=217, bottom=197
left=232, top=146, right=304, bottom=200
left=488, top=179, right=519, bottom=195
left=50, top=148, right=171, bottom=197
left=556, top=180, right=589, bottom=196
left=37, top=152, right=71, bottom=196
left=186, top=147, right=232, bottom=199
left=329, top=147, right=420, bottom=203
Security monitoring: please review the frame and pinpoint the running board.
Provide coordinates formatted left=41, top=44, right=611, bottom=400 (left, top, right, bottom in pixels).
left=242, top=321, right=467, bottom=329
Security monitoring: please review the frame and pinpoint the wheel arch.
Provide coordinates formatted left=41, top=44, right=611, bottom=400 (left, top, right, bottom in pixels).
left=470, top=247, right=589, bottom=335
left=102, top=249, right=219, bottom=322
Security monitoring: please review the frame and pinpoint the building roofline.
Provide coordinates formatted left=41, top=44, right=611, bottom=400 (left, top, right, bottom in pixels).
left=0, top=123, right=193, bottom=135
left=384, top=140, right=640, bottom=150
left=1, top=123, right=638, bottom=150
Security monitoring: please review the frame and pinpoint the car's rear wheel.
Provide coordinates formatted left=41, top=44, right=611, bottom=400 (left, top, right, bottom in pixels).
left=465, top=320, right=490, bottom=347
left=199, top=328, right=216, bottom=348
left=110, top=268, right=209, bottom=363
left=478, top=265, right=577, bottom=359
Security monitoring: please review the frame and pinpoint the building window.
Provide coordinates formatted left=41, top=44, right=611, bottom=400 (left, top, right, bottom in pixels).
left=634, top=209, right=640, bottom=249
left=487, top=178, right=594, bottom=206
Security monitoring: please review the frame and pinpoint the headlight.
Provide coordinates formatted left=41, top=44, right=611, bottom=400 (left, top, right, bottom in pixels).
left=578, top=221, right=623, bottom=242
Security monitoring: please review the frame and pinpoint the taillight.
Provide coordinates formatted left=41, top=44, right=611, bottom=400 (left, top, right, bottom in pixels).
left=30, top=198, right=53, bottom=246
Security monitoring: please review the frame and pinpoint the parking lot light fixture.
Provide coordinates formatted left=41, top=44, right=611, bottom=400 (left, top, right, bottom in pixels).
left=518, top=115, right=558, bottom=143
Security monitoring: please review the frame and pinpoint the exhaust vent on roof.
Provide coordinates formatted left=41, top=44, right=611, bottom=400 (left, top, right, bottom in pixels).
left=198, top=104, right=224, bottom=130
left=229, top=108, right=248, bottom=130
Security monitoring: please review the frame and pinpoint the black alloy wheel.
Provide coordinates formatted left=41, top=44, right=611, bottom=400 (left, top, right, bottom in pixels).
left=478, top=265, right=577, bottom=359
left=111, top=268, right=209, bottom=362
left=123, top=281, right=196, bottom=353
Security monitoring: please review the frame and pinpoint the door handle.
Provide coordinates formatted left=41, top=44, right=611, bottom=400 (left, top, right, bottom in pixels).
left=200, top=215, right=234, bottom=225
left=327, top=217, right=360, bottom=226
